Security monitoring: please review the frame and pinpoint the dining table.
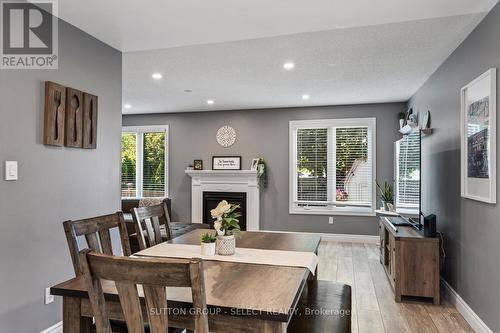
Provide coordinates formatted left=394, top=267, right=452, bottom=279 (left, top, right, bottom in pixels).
left=51, top=229, right=321, bottom=333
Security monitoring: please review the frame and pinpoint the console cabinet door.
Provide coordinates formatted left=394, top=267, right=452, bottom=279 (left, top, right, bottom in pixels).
left=389, top=236, right=396, bottom=283
left=379, top=222, right=384, bottom=264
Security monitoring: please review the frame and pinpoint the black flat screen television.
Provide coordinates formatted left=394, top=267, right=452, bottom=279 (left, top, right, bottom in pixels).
left=394, top=130, right=422, bottom=229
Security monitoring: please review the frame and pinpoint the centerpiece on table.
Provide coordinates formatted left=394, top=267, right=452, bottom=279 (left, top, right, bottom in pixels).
left=211, top=200, right=241, bottom=255
left=200, top=232, right=217, bottom=256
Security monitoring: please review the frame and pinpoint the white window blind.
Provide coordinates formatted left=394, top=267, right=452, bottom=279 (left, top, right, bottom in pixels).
left=395, top=131, right=420, bottom=214
left=290, top=118, right=376, bottom=216
left=297, top=128, right=328, bottom=203
left=121, top=126, right=168, bottom=198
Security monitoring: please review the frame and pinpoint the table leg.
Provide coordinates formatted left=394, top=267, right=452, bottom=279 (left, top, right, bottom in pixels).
left=63, top=297, right=92, bottom=333
left=307, top=266, right=318, bottom=281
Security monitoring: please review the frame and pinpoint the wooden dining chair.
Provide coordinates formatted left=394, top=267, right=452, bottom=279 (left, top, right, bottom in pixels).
left=79, top=249, right=209, bottom=333
left=63, top=212, right=132, bottom=275
left=132, top=202, right=173, bottom=250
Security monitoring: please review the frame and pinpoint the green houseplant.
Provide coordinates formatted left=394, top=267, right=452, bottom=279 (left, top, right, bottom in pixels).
left=200, top=232, right=217, bottom=256
left=211, top=200, right=241, bottom=255
left=255, top=158, right=267, bottom=188
left=376, top=181, right=394, bottom=211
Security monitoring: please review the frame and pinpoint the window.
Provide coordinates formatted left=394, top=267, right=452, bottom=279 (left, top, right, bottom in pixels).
left=290, top=118, right=376, bottom=215
left=121, top=126, right=168, bottom=198
left=395, top=131, right=420, bottom=215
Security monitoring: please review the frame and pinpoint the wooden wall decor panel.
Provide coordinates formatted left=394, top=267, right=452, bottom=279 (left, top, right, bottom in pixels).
left=83, top=93, right=98, bottom=149
left=65, top=88, right=84, bottom=148
left=43, top=81, right=66, bottom=146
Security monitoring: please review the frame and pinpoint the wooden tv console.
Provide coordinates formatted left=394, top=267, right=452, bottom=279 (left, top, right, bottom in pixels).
left=379, top=217, right=440, bottom=304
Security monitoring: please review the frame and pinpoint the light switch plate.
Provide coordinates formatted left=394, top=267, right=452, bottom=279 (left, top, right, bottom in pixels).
left=4, top=161, right=18, bottom=181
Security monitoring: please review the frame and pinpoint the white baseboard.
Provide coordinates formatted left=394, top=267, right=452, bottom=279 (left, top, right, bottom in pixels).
left=40, top=321, right=62, bottom=333
left=259, top=229, right=379, bottom=244
left=441, top=279, right=493, bottom=333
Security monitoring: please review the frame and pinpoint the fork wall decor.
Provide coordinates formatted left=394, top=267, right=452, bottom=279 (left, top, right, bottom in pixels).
left=43, top=81, right=98, bottom=149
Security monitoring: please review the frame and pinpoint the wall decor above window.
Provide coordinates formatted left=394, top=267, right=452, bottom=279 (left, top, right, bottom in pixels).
left=216, top=125, right=237, bottom=147
left=43, top=81, right=98, bottom=149
left=460, top=68, right=497, bottom=204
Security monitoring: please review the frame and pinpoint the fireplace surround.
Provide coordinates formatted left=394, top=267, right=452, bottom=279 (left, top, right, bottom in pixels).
left=185, top=170, right=260, bottom=230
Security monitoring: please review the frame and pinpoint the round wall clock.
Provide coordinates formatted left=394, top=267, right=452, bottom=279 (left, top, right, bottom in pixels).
left=216, top=125, right=237, bottom=147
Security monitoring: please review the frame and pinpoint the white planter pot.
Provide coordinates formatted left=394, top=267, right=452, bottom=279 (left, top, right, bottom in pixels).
left=201, top=242, right=216, bottom=256
left=216, top=235, right=235, bottom=255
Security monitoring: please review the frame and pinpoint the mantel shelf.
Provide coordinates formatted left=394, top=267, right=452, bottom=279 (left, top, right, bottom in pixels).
left=185, top=170, right=258, bottom=177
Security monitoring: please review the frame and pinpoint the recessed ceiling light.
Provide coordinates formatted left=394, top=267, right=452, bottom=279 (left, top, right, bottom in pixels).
left=283, top=62, right=295, bottom=70
left=302, top=94, right=310, bottom=100
left=206, top=100, right=214, bottom=105
left=124, top=104, right=132, bottom=109
left=152, top=73, right=163, bottom=80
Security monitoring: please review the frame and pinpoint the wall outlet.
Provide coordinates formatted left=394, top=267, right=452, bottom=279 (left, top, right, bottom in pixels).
left=45, top=287, right=54, bottom=305
left=328, top=217, right=334, bottom=225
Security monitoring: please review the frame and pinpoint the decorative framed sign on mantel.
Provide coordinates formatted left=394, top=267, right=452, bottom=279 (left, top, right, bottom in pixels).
left=212, top=156, right=241, bottom=170
left=460, top=68, right=497, bottom=204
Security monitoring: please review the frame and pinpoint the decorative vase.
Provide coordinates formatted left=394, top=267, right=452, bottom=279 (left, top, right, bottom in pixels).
left=201, top=242, right=216, bottom=256
left=399, top=119, right=405, bottom=129
left=381, top=200, right=389, bottom=211
left=216, top=234, right=235, bottom=255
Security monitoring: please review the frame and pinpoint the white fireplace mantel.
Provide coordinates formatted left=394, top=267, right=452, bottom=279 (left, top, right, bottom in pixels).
left=185, top=170, right=260, bottom=231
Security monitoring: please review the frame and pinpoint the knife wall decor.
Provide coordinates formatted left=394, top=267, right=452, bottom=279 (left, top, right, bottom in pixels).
left=83, top=93, right=98, bottom=149
left=43, top=81, right=98, bottom=149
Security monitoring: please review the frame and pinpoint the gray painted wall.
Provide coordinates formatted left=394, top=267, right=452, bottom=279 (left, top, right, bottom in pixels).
left=409, top=2, right=500, bottom=331
left=123, top=103, right=403, bottom=235
left=0, top=19, right=122, bottom=332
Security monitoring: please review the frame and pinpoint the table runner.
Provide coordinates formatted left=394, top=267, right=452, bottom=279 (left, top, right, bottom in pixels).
left=134, top=243, right=318, bottom=274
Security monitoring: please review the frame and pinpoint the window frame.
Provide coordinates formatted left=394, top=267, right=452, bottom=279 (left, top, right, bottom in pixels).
left=289, top=118, right=377, bottom=216
left=121, top=125, right=169, bottom=199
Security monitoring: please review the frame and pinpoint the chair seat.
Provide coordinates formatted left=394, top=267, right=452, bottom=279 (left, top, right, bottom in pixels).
left=287, top=280, right=351, bottom=333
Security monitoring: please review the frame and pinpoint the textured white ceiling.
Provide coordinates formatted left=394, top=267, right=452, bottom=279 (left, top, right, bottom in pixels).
left=51, top=0, right=498, bottom=114
left=122, top=14, right=485, bottom=114
left=55, top=0, right=496, bottom=52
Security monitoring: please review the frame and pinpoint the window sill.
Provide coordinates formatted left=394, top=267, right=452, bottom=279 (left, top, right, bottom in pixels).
left=289, top=209, right=376, bottom=217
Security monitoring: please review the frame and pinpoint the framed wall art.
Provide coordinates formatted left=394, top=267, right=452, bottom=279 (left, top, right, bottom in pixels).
left=194, top=159, right=203, bottom=170
left=212, top=156, right=241, bottom=170
left=460, top=68, right=497, bottom=203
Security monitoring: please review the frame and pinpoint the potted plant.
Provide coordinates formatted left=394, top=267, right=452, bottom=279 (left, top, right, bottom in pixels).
left=211, top=200, right=241, bottom=255
left=200, top=232, right=217, bottom=256
left=376, top=181, right=394, bottom=211
left=256, top=158, right=267, bottom=188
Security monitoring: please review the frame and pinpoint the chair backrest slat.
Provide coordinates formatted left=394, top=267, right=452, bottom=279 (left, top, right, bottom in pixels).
left=85, top=232, right=102, bottom=253
left=98, top=229, right=113, bottom=255
left=132, top=202, right=173, bottom=250
left=63, top=212, right=131, bottom=275
left=143, top=285, right=168, bottom=332
left=80, top=250, right=209, bottom=333
left=115, top=281, right=145, bottom=333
